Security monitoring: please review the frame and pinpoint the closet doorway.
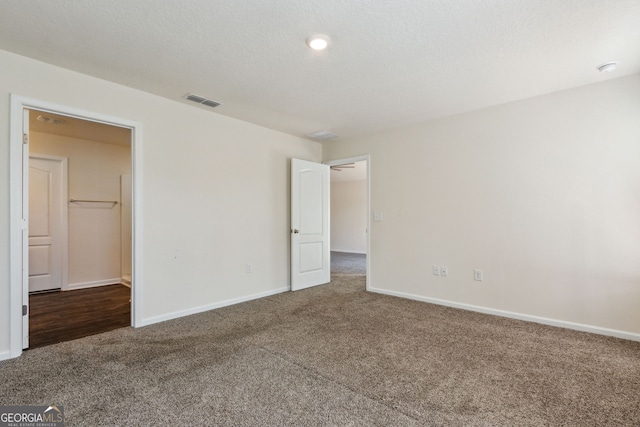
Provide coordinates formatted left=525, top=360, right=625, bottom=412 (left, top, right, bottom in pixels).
left=26, top=109, right=132, bottom=348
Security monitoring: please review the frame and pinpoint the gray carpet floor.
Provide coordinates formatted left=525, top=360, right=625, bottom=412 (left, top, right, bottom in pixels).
left=331, top=251, right=366, bottom=275
left=1, top=275, right=639, bottom=426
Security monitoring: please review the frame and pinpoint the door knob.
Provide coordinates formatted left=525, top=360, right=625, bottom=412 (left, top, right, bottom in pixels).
left=292, top=229, right=299, bottom=234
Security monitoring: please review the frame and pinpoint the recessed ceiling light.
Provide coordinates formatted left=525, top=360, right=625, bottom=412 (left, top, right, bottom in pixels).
left=597, top=62, right=618, bottom=73
left=306, top=35, right=330, bottom=50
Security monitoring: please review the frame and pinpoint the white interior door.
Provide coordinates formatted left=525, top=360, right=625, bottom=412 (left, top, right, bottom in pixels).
left=291, top=158, right=330, bottom=291
left=28, top=156, right=66, bottom=293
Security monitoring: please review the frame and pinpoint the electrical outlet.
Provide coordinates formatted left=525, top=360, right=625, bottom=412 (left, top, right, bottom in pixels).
left=433, top=265, right=440, bottom=276
left=474, top=269, right=483, bottom=281
left=441, top=266, right=448, bottom=277
left=246, top=264, right=254, bottom=273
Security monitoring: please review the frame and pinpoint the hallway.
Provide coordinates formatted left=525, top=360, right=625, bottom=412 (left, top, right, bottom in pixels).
left=331, top=251, right=366, bottom=276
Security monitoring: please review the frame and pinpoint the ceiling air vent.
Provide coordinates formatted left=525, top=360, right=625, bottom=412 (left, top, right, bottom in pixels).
left=305, top=130, right=339, bottom=141
left=184, top=93, right=222, bottom=108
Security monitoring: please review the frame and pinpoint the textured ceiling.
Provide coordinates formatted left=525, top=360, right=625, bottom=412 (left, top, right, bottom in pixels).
left=1, top=0, right=639, bottom=141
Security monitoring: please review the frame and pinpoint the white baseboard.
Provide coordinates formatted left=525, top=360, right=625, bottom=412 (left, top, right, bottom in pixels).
left=369, top=286, right=640, bottom=342
left=138, top=286, right=289, bottom=327
left=65, top=278, right=122, bottom=291
left=0, top=350, right=11, bottom=362
left=331, top=249, right=366, bottom=255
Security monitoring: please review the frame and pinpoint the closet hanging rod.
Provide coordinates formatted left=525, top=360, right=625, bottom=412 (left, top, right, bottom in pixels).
left=69, top=199, right=118, bottom=204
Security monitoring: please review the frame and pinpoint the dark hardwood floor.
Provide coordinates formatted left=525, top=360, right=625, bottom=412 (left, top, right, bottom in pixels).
left=28, top=284, right=131, bottom=349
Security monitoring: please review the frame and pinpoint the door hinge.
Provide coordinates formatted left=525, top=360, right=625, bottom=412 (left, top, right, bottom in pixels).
left=22, top=133, right=29, bottom=145
left=22, top=305, right=28, bottom=316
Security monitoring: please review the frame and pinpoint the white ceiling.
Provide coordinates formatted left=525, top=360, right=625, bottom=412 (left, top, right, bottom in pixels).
left=1, top=1, right=639, bottom=141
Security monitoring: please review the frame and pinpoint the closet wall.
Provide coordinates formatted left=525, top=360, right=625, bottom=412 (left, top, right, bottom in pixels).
left=30, top=131, right=131, bottom=289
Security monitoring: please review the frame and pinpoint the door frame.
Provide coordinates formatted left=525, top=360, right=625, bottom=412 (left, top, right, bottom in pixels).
left=9, top=95, right=144, bottom=358
left=29, top=153, right=69, bottom=292
left=324, top=155, right=371, bottom=291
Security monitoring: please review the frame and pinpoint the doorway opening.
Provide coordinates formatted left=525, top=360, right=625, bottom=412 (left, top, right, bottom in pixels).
left=9, top=95, right=142, bottom=358
left=27, top=109, right=132, bottom=348
left=326, top=156, right=370, bottom=290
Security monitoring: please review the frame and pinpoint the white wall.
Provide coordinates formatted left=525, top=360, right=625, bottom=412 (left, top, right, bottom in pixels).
left=324, top=74, right=640, bottom=338
left=0, top=49, right=322, bottom=357
left=30, top=132, right=131, bottom=289
left=331, top=179, right=367, bottom=253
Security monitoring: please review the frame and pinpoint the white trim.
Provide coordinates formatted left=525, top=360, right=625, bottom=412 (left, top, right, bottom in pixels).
left=369, top=287, right=640, bottom=342
left=138, top=287, right=289, bottom=327
left=331, top=249, right=366, bottom=255
left=9, top=94, right=143, bottom=360
left=0, top=351, right=11, bottom=362
left=130, top=124, right=143, bottom=329
left=21, top=109, right=29, bottom=348
left=324, top=155, right=371, bottom=291
left=29, top=153, right=69, bottom=292
left=9, top=98, right=25, bottom=357
left=65, top=278, right=123, bottom=291
left=121, top=274, right=132, bottom=287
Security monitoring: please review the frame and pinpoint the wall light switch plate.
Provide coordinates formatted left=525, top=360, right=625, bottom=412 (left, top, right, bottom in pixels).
left=441, top=266, right=448, bottom=277
left=433, top=265, right=440, bottom=275
left=374, top=211, right=383, bottom=221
